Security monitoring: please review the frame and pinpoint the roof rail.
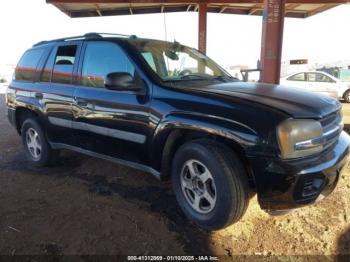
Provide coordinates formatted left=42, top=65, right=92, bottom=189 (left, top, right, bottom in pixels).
left=33, top=32, right=137, bottom=47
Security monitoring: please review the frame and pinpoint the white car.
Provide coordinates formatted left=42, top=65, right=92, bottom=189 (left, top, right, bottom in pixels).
left=280, top=71, right=350, bottom=102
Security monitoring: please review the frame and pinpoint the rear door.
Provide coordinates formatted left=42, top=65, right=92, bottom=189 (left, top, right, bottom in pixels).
left=40, top=41, right=82, bottom=145
left=72, top=41, right=151, bottom=165
left=306, top=72, right=337, bottom=97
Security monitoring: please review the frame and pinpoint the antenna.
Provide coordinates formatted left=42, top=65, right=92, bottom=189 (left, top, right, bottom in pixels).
left=163, top=11, right=168, bottom=41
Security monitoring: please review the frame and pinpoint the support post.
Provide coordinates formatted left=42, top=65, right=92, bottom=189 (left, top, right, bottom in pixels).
left=260, top=0, right=286, bottom=84
left=198, top=3, right=207, bottom=54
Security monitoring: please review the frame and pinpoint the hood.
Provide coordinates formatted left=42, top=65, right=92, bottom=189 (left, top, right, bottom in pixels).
left=187, top=81, right=341, bottom=119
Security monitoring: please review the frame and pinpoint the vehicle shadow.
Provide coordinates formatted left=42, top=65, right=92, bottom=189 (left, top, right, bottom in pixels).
left=4, top=151, right=216, bottom=255
left=84, top=174, right=214, bottom=255
left=337, top=227, right=350, bottom=261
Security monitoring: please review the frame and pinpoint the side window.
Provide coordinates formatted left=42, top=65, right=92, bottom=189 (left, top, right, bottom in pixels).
left=315, top=73, right=333, bottom=83
left=287, top=73, right=305, bottom=81
left=40, top=48, right=56, bottom=83
left=82, top=42, right=135, bottom=88
left=52, top=45, right=77, bottom=84
left=141, top=52, right=157, bottom=72
left=15, top=49, right=45, bottom=82
left=308, top=73, right=316, bottom=82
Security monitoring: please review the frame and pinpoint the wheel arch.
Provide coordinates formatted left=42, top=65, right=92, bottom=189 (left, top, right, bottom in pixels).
left=14, top=106, right=45, bottom=135
left=12, top=96, right=46, bottom=135
left=343, top=89, right=350, bottom=102
left=151, top=114, right=258, bottom=189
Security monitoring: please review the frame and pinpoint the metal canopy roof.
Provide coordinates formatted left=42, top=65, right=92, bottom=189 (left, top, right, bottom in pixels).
left=47, top=0, right=348, bottom=18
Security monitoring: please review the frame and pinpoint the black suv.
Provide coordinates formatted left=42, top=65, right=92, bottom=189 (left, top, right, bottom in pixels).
left=6, top=33, right=350, bottom=230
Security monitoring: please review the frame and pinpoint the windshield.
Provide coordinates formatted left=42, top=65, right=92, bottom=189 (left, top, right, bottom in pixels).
left=128, top=39, right=231, bottom=81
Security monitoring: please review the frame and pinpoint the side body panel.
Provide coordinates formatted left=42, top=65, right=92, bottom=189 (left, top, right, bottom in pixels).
left=71, top=40, right=153, bottom=165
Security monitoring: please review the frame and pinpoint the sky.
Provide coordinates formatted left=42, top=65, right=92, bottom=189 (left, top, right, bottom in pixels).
left=0, top=0, right=350, bottom=70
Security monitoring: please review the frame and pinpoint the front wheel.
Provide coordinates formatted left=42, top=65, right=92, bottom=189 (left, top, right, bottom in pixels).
left=171, top=140, right=249, bottom=230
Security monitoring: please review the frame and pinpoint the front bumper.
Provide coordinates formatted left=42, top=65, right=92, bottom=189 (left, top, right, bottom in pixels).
left=249, top=131, right=350, bottom=210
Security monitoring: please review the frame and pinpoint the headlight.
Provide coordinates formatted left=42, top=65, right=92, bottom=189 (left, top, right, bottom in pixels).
left=277, top=119, right=323, bottom=159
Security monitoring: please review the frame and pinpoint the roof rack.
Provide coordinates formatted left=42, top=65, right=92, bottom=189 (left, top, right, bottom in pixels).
left=33, top=32, right=137, bottom=47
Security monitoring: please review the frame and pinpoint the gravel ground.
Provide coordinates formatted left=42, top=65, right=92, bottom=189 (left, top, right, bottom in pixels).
left=0, top=94, right=349, bottom=259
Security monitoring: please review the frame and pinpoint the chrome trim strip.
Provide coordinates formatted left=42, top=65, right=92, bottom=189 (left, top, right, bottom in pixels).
left=50, top=142, right=160, bottom=179
left=295, top=126, right=341, bottom=151
left=48, top=116, right=146, bottom=144
left=295, top=137, right=323, bottom=151
left=323, top=126, right=340, bottom=137
left=48, top=117, right=71, bottom=128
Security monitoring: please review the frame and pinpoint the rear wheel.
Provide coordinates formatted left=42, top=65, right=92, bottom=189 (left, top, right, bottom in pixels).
left=21, top=118, right=59, bottom=166
left=344, top=90, right=350, bottom=103
left=171, top=139, right=249, bottom=230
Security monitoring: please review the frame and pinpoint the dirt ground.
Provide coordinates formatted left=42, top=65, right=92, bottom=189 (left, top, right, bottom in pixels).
left=0, top=95, right=349, bottom=259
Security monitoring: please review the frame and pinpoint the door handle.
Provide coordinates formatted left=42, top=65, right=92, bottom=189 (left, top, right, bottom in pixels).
left=74, top=97, right=89, bottom=107
left=34, top=92, right=43, bottom=99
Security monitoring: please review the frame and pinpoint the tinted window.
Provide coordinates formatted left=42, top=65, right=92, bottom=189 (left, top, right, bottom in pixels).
left=82, top=42, right=135, bottom=88
left=52, top=45, right=77, bottom=84
left=40, top=48, right=56, bottom=83
left=15, top=49, right=44, bottom=82
left=288, top=73, right=305, bottom=81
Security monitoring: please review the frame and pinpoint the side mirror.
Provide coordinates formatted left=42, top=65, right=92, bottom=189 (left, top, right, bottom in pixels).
left=105, top=72, right=143, bottom=92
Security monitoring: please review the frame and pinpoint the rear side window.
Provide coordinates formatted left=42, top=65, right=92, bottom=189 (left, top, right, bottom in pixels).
left=52, top=45, right=77, bottom=84
left=308, top=73, right=334, bottom=83
left=15, top=49, right=45, bottom=82
left=40, top=48, right=56, bottom=83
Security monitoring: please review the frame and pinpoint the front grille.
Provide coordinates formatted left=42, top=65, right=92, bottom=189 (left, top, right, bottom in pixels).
left=320, top=110, right=343, bottom=150
left=320, top=110, right=342, bottom=129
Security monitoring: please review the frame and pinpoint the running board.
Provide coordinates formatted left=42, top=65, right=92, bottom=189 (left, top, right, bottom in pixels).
left=50, top=142, right=161, bottom=180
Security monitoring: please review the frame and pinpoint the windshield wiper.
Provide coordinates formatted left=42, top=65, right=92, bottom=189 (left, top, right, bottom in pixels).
left=163, top=74, right=212, bottom=82
left=180, top=74, right=213, bottom=80
left=163, top=74, right=239, bottom=82
left=212, top=75, right=240, bottom=82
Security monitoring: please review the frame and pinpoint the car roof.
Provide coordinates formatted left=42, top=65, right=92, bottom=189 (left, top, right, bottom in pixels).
left=282, top=71, right=338, bottom=80
left=32, top=32, right=172, bottom=48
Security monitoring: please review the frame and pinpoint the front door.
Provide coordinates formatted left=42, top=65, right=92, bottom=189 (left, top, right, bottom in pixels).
left=284, top=72, right=307, bottom=90
left=72, top=41, right=151, bottom=165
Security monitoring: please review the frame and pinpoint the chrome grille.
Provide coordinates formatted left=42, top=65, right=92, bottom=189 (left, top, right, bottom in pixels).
left=320, top=110, right=343, bottom=149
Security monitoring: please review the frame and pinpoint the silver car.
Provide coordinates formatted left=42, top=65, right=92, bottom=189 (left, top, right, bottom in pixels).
left=280, top=71, right=350, bottom=102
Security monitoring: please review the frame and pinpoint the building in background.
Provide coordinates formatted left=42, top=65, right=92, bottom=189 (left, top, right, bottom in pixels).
left=281, top=59, right=310, bottom=77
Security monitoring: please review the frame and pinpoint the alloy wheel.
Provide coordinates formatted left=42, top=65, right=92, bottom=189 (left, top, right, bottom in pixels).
left=180, top=159, right=217, bottom=214
left=26, top=128, right=42, bottom=160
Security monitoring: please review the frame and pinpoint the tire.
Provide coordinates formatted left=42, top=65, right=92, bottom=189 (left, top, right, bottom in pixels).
left=21, top=118, right=58, bottom=167
left=171, top=139, right=249, bottom=230
left=343, top=90, right=350, bottom=103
